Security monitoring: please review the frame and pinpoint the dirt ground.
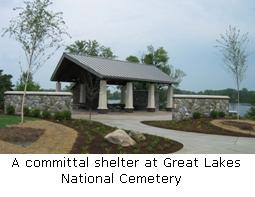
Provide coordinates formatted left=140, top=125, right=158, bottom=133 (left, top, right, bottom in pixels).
left=0, top=120, right=78, bottom=154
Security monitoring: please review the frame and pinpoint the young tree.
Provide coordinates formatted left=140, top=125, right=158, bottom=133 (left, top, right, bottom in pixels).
left=66, top=40, right=116, bottom=59
left=216, top=25, right=249, bottom=119
left=16, top=72, right=40, bottom=91
left=3, top=0, right=70, bottom=123
left=0, top=70, right=13, bottom=109
left=83, top=73, right=100, bottom=121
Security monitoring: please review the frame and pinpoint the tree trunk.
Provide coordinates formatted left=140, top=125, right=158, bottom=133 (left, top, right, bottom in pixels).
left=89, top=107, right=92, bottom=121
left=20, top=71, right=30, bottom=123
left=237, top=79, right=240, bottom=120
left=237, top=88, right=240, bottom=120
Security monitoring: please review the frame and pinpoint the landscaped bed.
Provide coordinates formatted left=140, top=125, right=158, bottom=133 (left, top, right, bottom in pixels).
left=211, top=119, right=255, bottom=136
left=0, top=115, right=77, bottom=154
left=61, top=119, right=183, bottom=154
left=142, top=118, right=255, bottom=137
left=0, top=115, right=183, bottom=154
left=0, top=127, right=44, bottom=147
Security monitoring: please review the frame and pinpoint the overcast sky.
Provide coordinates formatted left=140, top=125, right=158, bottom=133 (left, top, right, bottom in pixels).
left=0, top=0, right=254, bottom=91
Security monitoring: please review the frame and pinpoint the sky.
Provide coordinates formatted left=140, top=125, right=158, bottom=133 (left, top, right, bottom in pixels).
left=0, top=0, right=254, bottom=91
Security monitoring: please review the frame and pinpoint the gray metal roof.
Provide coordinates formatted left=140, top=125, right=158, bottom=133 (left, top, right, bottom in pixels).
left=51, top=53, right=175, bottom=84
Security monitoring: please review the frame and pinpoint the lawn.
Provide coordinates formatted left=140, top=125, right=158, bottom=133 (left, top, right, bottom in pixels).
left=60, top=119, right=183, bottom=154
left=142, top=118, right=255, bottom=137
left=0, top=115, right=35, bottom=128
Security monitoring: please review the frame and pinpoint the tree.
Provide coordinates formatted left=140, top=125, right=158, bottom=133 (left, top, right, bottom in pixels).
left=100, top=46, right=116, bottom=59
left=216, top=25, right=249, bottom=119
left=16, top=72, right=40, bottom=91
left=126, top=55, right=140, bottom=63
left=83, top=73, right=100, bottom=121
left=3, top=0, right=69, bottom=123
left=0, top=70, right=13, bottom=109
left=66, top=40, right=116, bottom=59
left=126, top=55, right=147, bottom=90
left=142, top=45, right=186, bottom=108
left=127, top=46, right=186, bottom=89
left=142, top=45, right=186, bottom=85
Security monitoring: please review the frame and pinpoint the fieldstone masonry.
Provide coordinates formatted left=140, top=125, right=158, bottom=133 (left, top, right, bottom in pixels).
left=173, top=94, right=230, bottom=120
left=4, top=91, right=72, bottom=114
left=4, top=91, right=230, bottom=120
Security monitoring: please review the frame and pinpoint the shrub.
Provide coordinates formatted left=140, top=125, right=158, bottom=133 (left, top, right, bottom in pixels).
left=54, top=111, right=71, bottom=121
left=41, top=110, right=51, bottom=119
left=210, top=110, right=218, bottom=119
left=192, top=112, right=201, bottom=119
left=30, top=108, right=41, bottom=118
left=246, top=107, right=255, bottom=120
left=62, top=111, right=71, bottom=120
left=218, top=111, right=225, bottom=118
left=24, top=107, right=30, bottom=116
left=6, top=105, right=15, bottom=115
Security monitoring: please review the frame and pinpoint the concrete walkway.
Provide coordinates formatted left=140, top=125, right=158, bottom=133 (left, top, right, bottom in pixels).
left=73, top=111, right=255, bottom=154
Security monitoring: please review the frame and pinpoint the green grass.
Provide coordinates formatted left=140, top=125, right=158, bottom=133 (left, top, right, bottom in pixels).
left=0, top=115, right=35, bottom=128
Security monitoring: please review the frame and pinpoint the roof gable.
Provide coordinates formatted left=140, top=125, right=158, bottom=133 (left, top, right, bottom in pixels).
left=51, top=53, right=174, bottom=84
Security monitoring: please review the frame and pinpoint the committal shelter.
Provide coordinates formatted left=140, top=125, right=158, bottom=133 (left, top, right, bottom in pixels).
left=50, top=53, right=176, bottom=113
left=4, top=53, right=230, bottom=120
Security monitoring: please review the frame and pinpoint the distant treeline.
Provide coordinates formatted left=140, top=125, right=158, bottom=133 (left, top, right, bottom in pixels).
left=42, top=87, right=255, bottom=104
left=174, top=88, right=255, bottom=104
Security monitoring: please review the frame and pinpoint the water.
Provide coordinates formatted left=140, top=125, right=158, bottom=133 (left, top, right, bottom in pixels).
left=229, top=103, right=252, bottom=117
left=108, top=99, right=121, bottom=104
left=108, top=100, right=252, bottom=117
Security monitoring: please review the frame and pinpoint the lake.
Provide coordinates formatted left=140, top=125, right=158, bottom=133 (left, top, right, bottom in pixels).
left=229, top=103, right=252, bottom=116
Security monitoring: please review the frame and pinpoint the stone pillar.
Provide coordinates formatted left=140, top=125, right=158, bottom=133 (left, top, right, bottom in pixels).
left=56, top=82, right=61, bottom=92
left=120, top=85, right=126, bottom=104
left=147, top=83, right=156, bottom=112
left=166, top=84, right=174, bottom=111
left=98, top=80, right=108, bottom=113
left=125, top=82, right=134, bottom=112
left=79, top=84, right=86, bottom=103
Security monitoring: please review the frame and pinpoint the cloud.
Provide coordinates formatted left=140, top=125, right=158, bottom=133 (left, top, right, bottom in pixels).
left=0, top=0, right=254, bottom=91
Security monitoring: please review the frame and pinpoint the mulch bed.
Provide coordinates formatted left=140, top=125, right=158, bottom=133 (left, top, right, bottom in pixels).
left=222, top=121, right=255, bottom=131
left=142, top=118, right=255, bottom=137
left=59, top=119, right=183, bottom=154
left=0, top=127, right=44, bottom=147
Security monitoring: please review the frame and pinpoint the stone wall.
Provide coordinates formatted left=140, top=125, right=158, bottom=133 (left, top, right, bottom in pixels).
left=4, top=91, right=72, bottom=114
left=173, top=95, right=230, bottom=120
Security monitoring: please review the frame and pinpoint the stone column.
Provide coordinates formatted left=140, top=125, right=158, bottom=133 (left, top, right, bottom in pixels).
left=125, top=82, right=134, bottom=113
left=166, top=84, right=174, bottom=111
left=56, top=82, right=61, bottom=92
left=79, top=84, right=86, bottom=104
left=120, top=85, right=126, bottom=105
left=147, top=83, right=156, bottom=112
left=98, top=80, right=108, bottom=113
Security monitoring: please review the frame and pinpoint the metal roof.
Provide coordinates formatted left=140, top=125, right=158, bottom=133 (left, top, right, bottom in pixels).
left=51, top=53, right=175, bottom=84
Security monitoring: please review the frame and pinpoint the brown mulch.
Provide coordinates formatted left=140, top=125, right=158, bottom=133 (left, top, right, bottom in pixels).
left=0, top=127, right=44, bottom=146
left=211, top=119, right=255, bottom=136
left=0, top=120, right=78, bottom=154
left=143, top=118, right=255, bottom=137
left=222, top=121, right=255, bottom=131
left=60, top=119, right=183, bottom=154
